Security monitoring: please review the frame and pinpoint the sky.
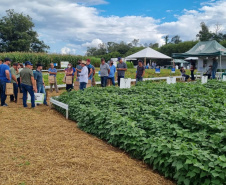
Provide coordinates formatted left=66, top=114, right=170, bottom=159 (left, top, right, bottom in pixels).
left=0, top=0, right=225, bottom=55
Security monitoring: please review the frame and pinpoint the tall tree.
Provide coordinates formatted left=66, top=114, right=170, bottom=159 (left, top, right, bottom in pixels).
left=171, top=35, right=182, bottom=44
left=0, top=9, right=49, bottom=52
left=196, top=22, right=212, bottom=41
left=163, top=35, right=169, bottom=45
left=131, top=39, right=139, bottom=47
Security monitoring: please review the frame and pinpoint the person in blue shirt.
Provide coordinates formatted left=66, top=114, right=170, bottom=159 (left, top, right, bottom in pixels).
left=48, top=63, right=59, bottom=93
left=86, top=59, right=93, bottom=80
left=0, top=58, right=12, bottom=106
left=34, top=63, right=48, bottom=106
left=108, top=60, right=116, bottom=86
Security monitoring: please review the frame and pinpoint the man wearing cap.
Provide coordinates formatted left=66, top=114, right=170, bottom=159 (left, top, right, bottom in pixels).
left=0, top=58, right=12, bottom=106
left=108, top=60, right=116, bottom=86
left=10, top=63, right=19, bottom=102
left=34, top=63, right=48, bottom=105
left=20, top=61, right=37, bottom=108
left=116, top=57, right=127, bottom=87
left=48, top=63, right=59, bottom=93
left=100, top=58, right=110, bottom=87
left=79, top=61, right=88, bottom=90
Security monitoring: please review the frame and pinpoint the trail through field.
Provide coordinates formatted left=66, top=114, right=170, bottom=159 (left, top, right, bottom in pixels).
left=0, top=91, right=174, bottom=185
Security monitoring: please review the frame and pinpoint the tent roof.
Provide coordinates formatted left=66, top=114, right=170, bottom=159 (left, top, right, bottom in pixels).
left=126, top=47, right=171, bottom=59
left=173, top=40, right=226, bottom=58
left=174, top=59, right=189, bottom=64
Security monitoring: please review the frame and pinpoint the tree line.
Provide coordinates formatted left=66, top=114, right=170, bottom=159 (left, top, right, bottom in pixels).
left=86, top=22, right=226, bottom=61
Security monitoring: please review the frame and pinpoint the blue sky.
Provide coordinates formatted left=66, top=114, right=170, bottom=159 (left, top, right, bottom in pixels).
left=94, top=0, right=209, bottom=22
left=0, top=0, right=224, bottom=55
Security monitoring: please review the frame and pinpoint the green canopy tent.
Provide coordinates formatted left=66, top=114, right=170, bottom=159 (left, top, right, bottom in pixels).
left=172, top=40, right=226, bottom=71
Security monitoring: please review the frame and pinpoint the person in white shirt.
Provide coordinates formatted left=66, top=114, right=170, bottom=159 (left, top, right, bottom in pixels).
left=79, top=60, right=88, bottom=90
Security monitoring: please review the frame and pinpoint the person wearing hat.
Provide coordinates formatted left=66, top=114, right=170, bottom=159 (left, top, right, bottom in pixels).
left=34, top=63, right=48, bottom=105
left=136, top=60, right=145, bottom=84
left=10, top=63, right=19, bottom=102
left=0, top=58, right=12, bottom=106
left=20, top=61, right=37, bottom=108
left=79, top=61, right=88, bottom=90
left=108, top=60, right=116, bottom=86
left=116, top=57, right=127, bottom=87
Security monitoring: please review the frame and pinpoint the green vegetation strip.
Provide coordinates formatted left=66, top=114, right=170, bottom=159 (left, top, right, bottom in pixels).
left=54, top=80, right=226, bottom=185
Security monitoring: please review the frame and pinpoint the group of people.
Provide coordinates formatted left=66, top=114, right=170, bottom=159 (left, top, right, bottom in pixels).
left=180, top=57, right=219, bottom=81
left=0, top=58, right=51, bottom=108
left=64, top=57, right=128, bottom=90
left=0, top=56, right=146, bottom=107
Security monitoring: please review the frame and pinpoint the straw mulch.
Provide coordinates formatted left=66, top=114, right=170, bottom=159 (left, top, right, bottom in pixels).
left=0, top=91, right=175, bottom=185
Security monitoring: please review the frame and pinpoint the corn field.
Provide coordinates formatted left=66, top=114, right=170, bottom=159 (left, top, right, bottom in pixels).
left=0, top=52, right=101, bottom=69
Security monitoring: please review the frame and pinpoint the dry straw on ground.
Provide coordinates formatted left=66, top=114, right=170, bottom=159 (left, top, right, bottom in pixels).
left=0, top=91, right=175, bottom=185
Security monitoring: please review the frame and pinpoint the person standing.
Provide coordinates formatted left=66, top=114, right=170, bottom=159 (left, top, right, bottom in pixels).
left=65, top=63, right=74, bottom=92
left=48, top=63, right=59, bottom=93
left=0, top=58, right=12, bottom=106
left=108, top=60, right=116, bottom=86
left=86, top=59, right=93, bottom=81
left=17, top=63, right=24, bottom=93
left=76, top=60, right=82, bottom=81
left=20, top=61, right=37, bottom=108
left=116, top=57, right=127, bottom=87
left=34, top=63, right=48, bottom=105
left=190, top=61, right=195, bottom=81
left=212, top=57, right=218, bottom=79
left=100, top=58, right=110, bottom=87
left=79, top=61, right=88, bottom=90
left=136, top=60, right=145, bottom=84
left=10, top=63, right=19, bottom=102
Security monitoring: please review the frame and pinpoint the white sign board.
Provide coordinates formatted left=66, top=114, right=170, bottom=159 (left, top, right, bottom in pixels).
left=61, top=61, right=69, bottom=68
left=120, top=78, right=131, bottom=89
left=167, top=77, right=176, bottom=84
left=223, top=75, right=226, bottom=81
left=27, top=93, right=44, bottom=104
left=201, top=76, right=208, bottom=84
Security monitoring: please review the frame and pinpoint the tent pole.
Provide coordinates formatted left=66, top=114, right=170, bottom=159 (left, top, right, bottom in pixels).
left=144, top=58, right=147, bottom=66
left=220, top=55, right=222, bottom=72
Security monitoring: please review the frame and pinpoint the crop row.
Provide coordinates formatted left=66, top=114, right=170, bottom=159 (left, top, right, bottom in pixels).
left=0, top=52, right=101, bottom=68
left=54, top=80, right=226, bottom=185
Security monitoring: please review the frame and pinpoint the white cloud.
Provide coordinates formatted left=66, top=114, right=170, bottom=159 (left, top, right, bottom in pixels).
left=82, top=39, right=103, bottom=48
left=61, top=47, right=76, bottom=55
left=0, top=0, right=225, bottom=54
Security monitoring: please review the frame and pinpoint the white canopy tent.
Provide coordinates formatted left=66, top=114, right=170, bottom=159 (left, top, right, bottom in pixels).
left=125, top=47, right=171, bottom=65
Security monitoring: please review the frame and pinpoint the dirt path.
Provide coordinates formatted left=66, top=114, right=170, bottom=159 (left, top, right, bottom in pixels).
left=0, top=92, right=174, bottom=185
